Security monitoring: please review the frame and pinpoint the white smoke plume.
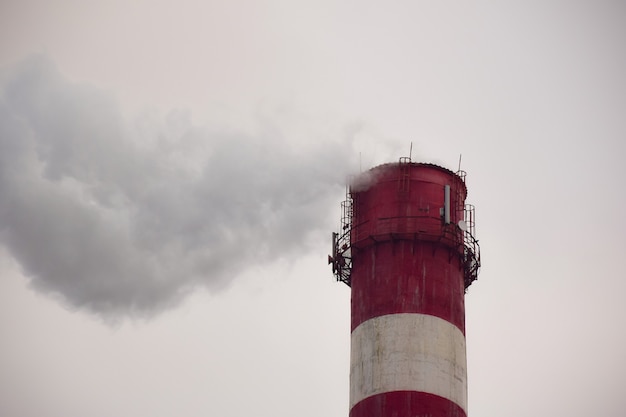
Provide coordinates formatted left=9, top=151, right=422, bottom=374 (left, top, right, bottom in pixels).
left=0, top=55, right=356, bottom=319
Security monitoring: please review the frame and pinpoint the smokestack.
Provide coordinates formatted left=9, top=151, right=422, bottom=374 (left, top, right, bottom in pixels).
left=330, top=158, right=480, bottom=417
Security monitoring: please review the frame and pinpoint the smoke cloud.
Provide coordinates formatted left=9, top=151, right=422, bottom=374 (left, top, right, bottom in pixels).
left=0, top=55, right=355, bottom=319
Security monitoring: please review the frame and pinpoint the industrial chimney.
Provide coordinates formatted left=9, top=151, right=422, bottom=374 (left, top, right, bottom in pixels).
left=329, top=158, right=480, bottom=417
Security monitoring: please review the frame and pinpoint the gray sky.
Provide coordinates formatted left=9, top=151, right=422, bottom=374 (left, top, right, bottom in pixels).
left=1, top=1, right=625, bottom=416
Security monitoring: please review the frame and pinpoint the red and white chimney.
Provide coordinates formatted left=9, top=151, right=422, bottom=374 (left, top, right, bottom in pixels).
left=330, top=159, right=480, bottom=417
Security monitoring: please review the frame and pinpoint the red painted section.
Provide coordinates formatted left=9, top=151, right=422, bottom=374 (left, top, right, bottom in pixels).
left=350, top=163, right=467, bottom=333
left=350, top=163, right=466, bottom=247
left=350, top=239, right=466, bottom=333
left=350, top=391, right=466, bottom=417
